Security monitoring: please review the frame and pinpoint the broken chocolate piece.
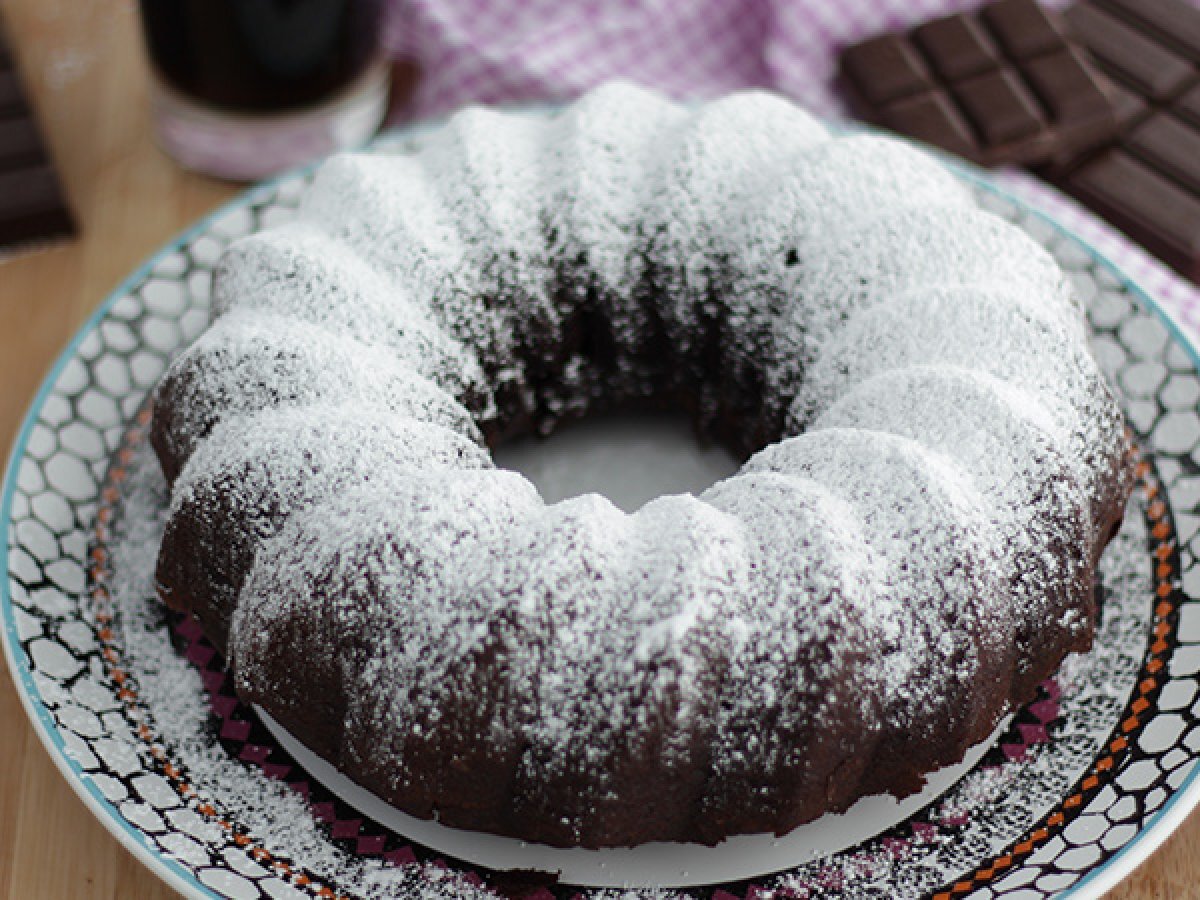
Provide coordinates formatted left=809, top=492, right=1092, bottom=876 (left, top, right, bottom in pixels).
left=1063, top=149, right=1200, bottom=280
left=839, top=0, right=1118, bottom=167
left=1064, top=2, right=1192, bottom=102
left=1093, top=0, right=1200, bottom=65
left=1046, top=0, right=1200, bottom=281
left=0, top=23, right=76, bottom=254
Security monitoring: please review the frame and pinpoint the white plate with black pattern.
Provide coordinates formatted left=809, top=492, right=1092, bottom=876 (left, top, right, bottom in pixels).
left=6, top=116, right=1200, bottom=900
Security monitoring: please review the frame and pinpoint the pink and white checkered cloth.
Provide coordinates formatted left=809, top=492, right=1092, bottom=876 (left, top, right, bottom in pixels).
left=384, top=0, right=1200, bottom=339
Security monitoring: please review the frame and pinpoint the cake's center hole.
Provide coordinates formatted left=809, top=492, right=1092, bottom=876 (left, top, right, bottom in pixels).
left=492, top=410, right=740, bottom=512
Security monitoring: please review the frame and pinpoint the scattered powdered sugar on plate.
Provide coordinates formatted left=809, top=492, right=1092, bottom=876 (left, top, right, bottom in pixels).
left=769, top=503, right=1151, bottom=899
left=109, top=442, right=520, bottom=900
left=103, top=406, right=1153, bottom=898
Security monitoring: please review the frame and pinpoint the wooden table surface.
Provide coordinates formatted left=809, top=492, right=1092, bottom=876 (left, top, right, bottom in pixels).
left=0, top=0, right=1197, bottom=897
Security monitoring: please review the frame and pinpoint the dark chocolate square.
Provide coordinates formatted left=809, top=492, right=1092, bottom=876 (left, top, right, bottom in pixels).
left=955, top=69, right=1045, bottom=145
left=1106, top=80, right=1152, bottom=130
left=1126, top=112, right=1200, bottom=196
left=1024, top=46, right=1111, bottom=120
left=841, top=35, right=932, bottom=105
left=0, top=165, right=75, bottom=250
left=983, top=0, right=1067, bottom=59
left=914, top=15, right=1001, bottom=80
left=0, top=118, right=43, bottom=169
left=0, top=71, right=20, bottom=115
left=0, top=22, right=77, bottom=252
left=880, top=90, right=978, bottom=158
left=1173, top=83, right=1200, bottom=129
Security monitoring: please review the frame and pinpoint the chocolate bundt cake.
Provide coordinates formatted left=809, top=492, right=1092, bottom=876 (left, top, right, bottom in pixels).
left=151, top=82, right=1135, bottom=848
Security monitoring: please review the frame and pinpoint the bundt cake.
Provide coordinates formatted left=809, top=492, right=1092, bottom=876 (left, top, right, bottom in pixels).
left=150, top=81, right=1135, bottom=849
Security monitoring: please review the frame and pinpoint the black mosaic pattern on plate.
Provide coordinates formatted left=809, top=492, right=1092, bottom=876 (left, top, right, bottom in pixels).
left=4, top=133, right=1200, bottom=899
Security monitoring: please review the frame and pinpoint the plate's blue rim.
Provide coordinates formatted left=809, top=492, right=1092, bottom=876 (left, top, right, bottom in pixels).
left=2, top=120, right=1199, bottom=900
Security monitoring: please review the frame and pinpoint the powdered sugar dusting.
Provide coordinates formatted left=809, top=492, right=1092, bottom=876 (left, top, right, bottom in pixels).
left=111, top=445, right=516, bottom=900
left=153, top=307, right=481, bottom=480
left=812, top=366, right=1097, bottom=679
left=102, top=419, right=1151, bottom=897
left=790, top=283, right=1130, bottom=526
left=762, top=206, right=1081, bottom=424
left=745, top=429, right=1008, bottom=728
left=212, top=221, right=492, bottom=415
left=542, top=83, right=689, bottom=307
left=151, top=82, right=1134, bottom=847
left=174, top=404, right=491, bottom=518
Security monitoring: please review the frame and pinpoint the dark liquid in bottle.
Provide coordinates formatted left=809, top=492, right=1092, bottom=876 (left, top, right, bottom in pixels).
left=139, top=0, right=385, bottom=113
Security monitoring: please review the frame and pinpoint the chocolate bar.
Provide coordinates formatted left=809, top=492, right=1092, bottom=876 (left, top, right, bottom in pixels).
left=0, top=23, right=75, bottom=253
left=839, top=0, right=1118, bottom=167
left=1048, top=0, right=1200, bottom=280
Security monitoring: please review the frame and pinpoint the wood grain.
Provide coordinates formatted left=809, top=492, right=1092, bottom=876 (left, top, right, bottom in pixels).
left=0, top=0, right=1195, bottom=897
left=0, top=1, right=232, bottom=897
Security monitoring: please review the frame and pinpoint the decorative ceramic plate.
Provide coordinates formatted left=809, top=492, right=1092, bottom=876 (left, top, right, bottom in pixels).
left=5, top=118, right=1200, bottom=900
